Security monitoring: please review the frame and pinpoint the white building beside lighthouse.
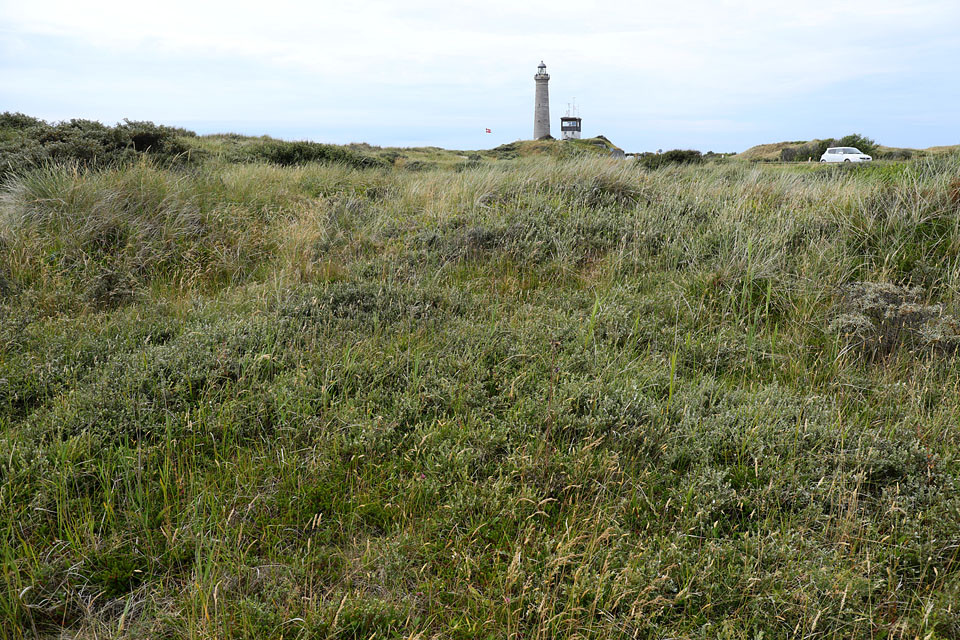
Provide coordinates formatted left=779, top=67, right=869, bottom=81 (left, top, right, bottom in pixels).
left=561, top=101, right=581, bottom=140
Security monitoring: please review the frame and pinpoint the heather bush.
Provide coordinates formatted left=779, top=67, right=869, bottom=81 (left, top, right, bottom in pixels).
left=0, top=112, right=45, bottom=131
left=830, top=281, right=960, bottom=359
left=780, top=141, right=823, bottom=162
left=881, top=148, right=914, bottom=160
left=636, top=148, right=703, bottom=169
left=0, top=114, right=196, bottom=177
left=249, top=139, right=385, bottom=169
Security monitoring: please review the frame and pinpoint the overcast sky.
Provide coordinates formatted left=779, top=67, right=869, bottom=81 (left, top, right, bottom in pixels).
left=1, top=0, right=958, bottom=152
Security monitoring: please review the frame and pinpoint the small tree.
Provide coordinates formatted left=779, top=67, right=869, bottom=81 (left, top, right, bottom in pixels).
left=836, top=134, right=878, bottom=156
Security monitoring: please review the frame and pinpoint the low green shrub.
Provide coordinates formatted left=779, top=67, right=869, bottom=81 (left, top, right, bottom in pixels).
left=0, top=112, right=45, bottom=131
left=0, top=114, right=196, bottom=177
left=636, top=149, right=703, bottom=169
left=880, top=148, right=914, bottom=160
left=780, top=142, right=824, bottom=162
left=249, top=139, right=385, bottom=169
left=780, top=134, right=879, bottom=162
left=829, top=281, right=960, bottom=360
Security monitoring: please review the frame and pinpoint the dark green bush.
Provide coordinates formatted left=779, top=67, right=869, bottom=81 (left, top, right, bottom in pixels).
left=118, top=119, right=194, bottom=151
left=379, top=150, right=404, bottom=164
left=780, top=134, right=879, bottom=162
left=0, top=112, right=45, bottom=131
left=837, top=133, right=878, bottom=157
left=401, top=160, right=437, bottom=172
left=637, top=149, right=703, bottom=169
left=881, top=148, right=914, bottom=160
left=490, top=141, right=521, bottom=159
left=780, top=142, right=824, bottom=162
left=249, top=139, right=385, bottom=169
left=454, top=156, right=482, bottom=172
left=702, top=151, right=734, bottom=162
left=0, top=114, right=196, bottom=177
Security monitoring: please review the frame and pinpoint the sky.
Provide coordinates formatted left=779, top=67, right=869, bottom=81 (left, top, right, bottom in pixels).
left=1, top=0, right=958, bottom=152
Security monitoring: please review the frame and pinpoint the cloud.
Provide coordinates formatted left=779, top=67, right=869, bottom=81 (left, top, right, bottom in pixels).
left=1, top=0, right=958, bottom=149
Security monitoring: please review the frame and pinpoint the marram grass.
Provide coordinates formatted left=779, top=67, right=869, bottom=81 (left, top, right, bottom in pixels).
left=2, top=154, right=960, bottom=638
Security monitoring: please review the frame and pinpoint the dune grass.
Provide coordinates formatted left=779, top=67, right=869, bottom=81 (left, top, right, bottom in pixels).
left=2, top=154, right=960, bottom=638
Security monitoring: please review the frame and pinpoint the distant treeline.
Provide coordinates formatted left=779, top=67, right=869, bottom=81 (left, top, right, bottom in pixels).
left=0, top=112, right=385, bottom=178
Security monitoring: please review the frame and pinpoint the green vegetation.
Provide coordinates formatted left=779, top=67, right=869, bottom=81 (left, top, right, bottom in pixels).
left=779, top=134, right=879, bottom=163
left=636, top=149, right=704, bottom=169
left=0, top=114, right=197, bottom=176
left=3, top=116, right=960, bottom=638
left=740, top=134, right=960, bottom=163
left=0, top=114, right=627, bottom=178
left=486, top=137, right=621, bottom=160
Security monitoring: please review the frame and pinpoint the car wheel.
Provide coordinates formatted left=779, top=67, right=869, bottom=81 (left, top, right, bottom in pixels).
left=844, top=159, right=850, bottom=163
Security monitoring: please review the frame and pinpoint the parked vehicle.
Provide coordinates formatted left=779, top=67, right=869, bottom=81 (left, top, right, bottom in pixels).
left=820, top=147, right=872, bottom=163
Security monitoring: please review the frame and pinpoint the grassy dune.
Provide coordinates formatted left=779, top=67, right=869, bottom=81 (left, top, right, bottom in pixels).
left=3, top=153, right=960, bottom=638
left=737, top=140, right=960, bottom=162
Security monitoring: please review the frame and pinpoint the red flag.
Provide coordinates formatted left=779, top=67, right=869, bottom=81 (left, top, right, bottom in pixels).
left=485, top=128, right=492, bottom=134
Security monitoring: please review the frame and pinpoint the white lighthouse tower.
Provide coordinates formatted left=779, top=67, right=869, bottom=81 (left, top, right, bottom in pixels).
left=533, top=61, right=551, bottom=140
